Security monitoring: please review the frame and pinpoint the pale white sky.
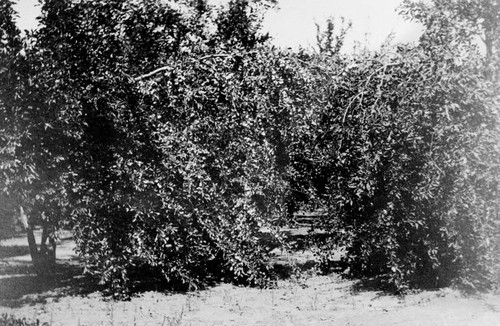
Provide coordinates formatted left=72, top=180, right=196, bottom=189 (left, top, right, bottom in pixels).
left=13, top=0, right=423, bottom=52
left=263, top=0, right=423, bottom=51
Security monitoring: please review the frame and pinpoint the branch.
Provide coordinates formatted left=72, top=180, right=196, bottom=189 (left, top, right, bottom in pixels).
left=134, top=66, right=170, bottom=81
left=133, top=54, right=233, bottom=81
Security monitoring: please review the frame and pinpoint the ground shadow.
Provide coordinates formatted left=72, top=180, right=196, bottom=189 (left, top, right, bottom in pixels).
left=0, top=246, right=31, bottom=259
left=0, top=262, right=103, bottom=308
left=257, top=228, right=331, bottom=251
left=0, top=228, right=352, bottom=304
left=350, top=276, right=400, bottom=297
left=272, top=259, right=317, bottom=280
left=351, top=274, right=457, bottom=296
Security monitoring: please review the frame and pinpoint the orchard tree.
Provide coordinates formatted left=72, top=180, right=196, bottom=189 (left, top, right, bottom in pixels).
left=296, top=0, right=500, bottom=291
left=0, top=0, right=73, bottom=274
left=315, top=16, right=352, bottom=56
left=0, top=0, right=22, bottom=240
left=214, top=0, right=275, bottom=48
left=401, top=0, right=500, bottom=80
left=32, top=0, right=300, bottom=295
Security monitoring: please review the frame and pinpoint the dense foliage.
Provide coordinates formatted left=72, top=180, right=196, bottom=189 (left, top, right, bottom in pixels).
left=0, top=0, right=69, bottom=272
left=1, top=0, right=498, bottom=295
left=299, top=45, right=499, bottom=291
left=295, top=0, right=500, bottom=291
left=0, top=0, right=18, bottom=238
left=23, top=0, right=298, bottom=294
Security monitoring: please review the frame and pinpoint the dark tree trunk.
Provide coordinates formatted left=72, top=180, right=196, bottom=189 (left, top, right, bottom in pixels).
left=19, top=206, right=57, bottom=276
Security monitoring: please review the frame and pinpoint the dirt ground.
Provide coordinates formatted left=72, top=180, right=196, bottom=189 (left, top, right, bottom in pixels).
left=1, top=232, right=500, bottom=326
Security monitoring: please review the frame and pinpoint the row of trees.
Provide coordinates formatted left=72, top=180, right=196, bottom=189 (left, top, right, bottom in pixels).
left=1, top=0, right=499, bottom=294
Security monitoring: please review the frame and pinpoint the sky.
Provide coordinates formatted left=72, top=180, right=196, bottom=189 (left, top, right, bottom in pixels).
left=13, top=0, right=424, bottom=52
left=263, top=0, right=423, bottom=51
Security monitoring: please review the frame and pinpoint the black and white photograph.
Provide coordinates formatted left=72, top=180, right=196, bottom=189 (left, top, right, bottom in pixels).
left=1, top=0, right=499, bottom=325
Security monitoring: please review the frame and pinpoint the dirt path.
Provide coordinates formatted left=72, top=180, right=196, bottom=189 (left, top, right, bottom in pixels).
left=1, top=233, right=499, bottom=326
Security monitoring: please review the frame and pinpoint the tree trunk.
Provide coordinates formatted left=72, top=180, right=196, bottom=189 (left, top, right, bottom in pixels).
left=19, top=206, right=57, bottom=276
left=483, top=28, right=498, bottom=82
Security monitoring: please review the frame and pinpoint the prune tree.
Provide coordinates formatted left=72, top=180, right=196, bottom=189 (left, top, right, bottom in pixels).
left=0, top=0, right=22, bottom=240
left=0, top=0, right=73, bottom=273
left=33, top=0, right=305, bottom=294
left=214, top=0, right=275, bottom=49
left=315, top=16, right=352, bottom=56
left=302, top=2, right=499, bottom=291
left=401, top=0, right=500, bottom=79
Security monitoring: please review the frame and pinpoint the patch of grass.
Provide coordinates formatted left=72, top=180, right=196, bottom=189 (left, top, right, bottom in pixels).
left=0, top=314, right=41, bottom=326
left=161, top=308, right=184, bottom=326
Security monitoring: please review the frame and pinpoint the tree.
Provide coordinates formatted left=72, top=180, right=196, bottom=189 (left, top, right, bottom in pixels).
left=401, top=0, right=500, bottom=80
left=214, top=0, right=275, bottom=49
left=30, top=0, right=298, bottom=295
left=315, top=16, right=352, bottom=56
left=0, top=0, right=72, bottom=274
left=292, top=0, right=500, bottom=291
left=0, top=0, right=22, bottom=240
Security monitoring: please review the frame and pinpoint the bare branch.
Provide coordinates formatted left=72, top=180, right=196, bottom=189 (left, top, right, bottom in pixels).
left=134, top=66, right=170, bottom=81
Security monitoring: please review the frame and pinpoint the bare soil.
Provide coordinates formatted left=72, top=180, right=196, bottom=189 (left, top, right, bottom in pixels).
left=1, top=231, right=499, bottom=326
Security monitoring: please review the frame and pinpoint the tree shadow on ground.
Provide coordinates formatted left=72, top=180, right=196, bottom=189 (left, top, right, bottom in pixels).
left=350, top=276, right=400, bottom=297
left=0, top=262, right=103, bottom=308
left=260, top=228, right=344, bottom=281
left=0, top=246, right=31, bottom=259
left=257, top=228, right=331, bottom=251
left=349, top=276, right=443, bottom=298
left=283, top=231, right=331, bottom=251
left=272, top=259, right=317, bottom=280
